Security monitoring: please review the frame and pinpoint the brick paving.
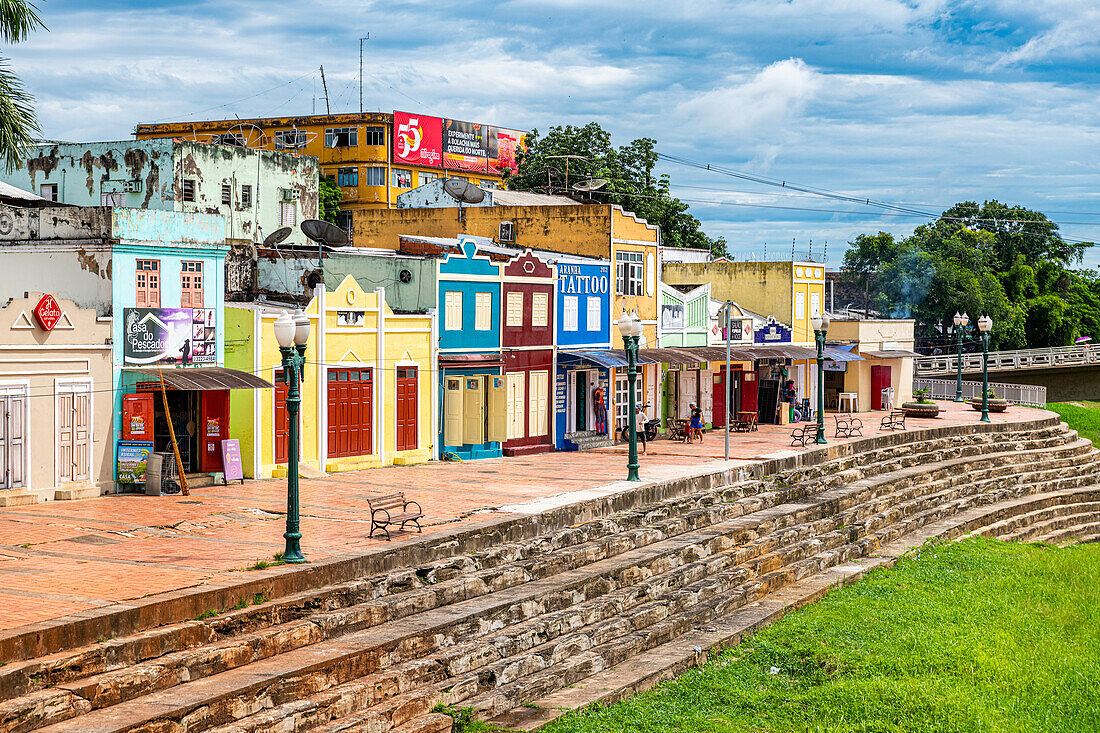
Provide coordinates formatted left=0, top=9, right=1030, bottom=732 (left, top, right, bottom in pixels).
left=0, top=402, right=1045, bottom=631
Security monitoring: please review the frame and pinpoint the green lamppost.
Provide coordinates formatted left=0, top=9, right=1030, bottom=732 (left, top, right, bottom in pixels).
left=977, top=315, right=993, bottom=423
left=810, top=311, right=830, bottom=444
left=273, top=310, right=310, bottom=563
left=617, top=309, right=643, bottom=482
left=953, top=311, right=969, bottom=401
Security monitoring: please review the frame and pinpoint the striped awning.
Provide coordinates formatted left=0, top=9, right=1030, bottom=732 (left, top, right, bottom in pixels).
left=129, top=366, right=273, bottom=390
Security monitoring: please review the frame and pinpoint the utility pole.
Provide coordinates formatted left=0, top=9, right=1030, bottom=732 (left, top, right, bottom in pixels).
left=320, top=65, right=331, bottom=114
left=360, top=35, right=369, bottom=114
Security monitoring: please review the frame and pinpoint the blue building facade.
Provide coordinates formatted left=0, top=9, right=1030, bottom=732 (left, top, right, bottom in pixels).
left=437, top=239, right=506, bottom=460
left=551, top=258, right=615, bottom=450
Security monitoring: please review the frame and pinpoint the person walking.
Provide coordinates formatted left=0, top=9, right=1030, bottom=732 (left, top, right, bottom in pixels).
left=635, top=403, right=649, bottom=455
left=688, top=401, right=704, bottom=443
left=593, top=387, right=607, bottom=435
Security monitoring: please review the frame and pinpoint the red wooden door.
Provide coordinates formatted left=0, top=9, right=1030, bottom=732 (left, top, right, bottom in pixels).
left=274, top=369, right=288, bottom=464
left=200, top=390, right=229, bottom=473
left=327, top=368, right=373, bottom=458
left=738, top=371, right=758, bottom=415
left=122, top=393, right=155, bottom=442
left=871, top=365, right=892, bottom=410
left=396, top=367, right=418, bottom=452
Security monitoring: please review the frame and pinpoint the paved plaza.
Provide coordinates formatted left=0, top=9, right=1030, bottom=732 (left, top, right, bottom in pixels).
left=0, top=403, right=1039, bottom=632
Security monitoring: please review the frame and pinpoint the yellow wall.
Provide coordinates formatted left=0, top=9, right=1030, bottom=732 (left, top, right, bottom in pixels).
left=611, top=208, right=661, bottom=347
left=663, top=261, right=825, bottom=345
left=227, top=275, right=434, bottom=478
left=135, top=113, right=504, bottom=211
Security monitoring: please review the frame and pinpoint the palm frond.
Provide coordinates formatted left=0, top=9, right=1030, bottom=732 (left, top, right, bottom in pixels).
left=0, top=0, right=44, bottom=43
left=0, top=55, right=40, bottom=172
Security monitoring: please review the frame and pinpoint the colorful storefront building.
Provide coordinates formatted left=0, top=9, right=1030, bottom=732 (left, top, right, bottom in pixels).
left=225, top=274, right=434, bottom=478
left=438, top=239, right=506, bottom=460
left=501, top=250, right=555, bottom=456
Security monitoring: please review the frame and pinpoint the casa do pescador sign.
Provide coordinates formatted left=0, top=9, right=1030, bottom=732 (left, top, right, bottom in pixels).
left=33, top=294, right=63, bottom=331
left=123, top=308, right=217, bottom=365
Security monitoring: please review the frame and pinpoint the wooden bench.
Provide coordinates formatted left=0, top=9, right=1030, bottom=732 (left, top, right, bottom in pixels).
left=834, top=414, right=864, bottom=439
left=665, top=416, right=689, bottom=441
left=879, top=410, right=906, bottom=431
left=368, top=492, right=423, bottom=540
left=790, top=424, right=821, bottom=447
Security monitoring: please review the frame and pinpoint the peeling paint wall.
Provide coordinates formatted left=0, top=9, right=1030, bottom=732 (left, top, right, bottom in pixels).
left=1, top=140, right=319, bottom=248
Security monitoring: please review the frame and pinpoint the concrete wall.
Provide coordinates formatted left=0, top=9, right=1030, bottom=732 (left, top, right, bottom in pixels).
left=0, top=141, right=318, bottom=246
left=0, top=243, right=113, bottom=315
left=0, top=294, right=114, bottom=503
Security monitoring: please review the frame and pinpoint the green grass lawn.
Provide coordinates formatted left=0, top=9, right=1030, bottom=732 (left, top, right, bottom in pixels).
left=540, top=539, right=1100, bottom=733
left=1048, top=401, right=1100, bottom=448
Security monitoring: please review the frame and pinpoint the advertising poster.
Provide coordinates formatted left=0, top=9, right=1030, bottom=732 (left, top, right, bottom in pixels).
left=117, top=441, right=154, bottom=484
left=124, top=308, right=216, bottom=365
left=220, top=439, right=244, bottom=483
left=442, top=119, right=489, bottom=173
left=487, top=128, right=524, bottom=175
left=393, top=110, right=442, bottom=167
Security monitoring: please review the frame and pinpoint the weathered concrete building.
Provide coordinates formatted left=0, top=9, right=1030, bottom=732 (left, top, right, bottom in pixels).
left=1, top=139, right=319, bottom=247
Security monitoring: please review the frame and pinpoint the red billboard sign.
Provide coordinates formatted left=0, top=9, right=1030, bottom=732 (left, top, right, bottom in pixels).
left=393, top=111, right=442, bottom=168
left=395, top=111, right=525, bottom=176
left=33, top=293, right=63, bottom=331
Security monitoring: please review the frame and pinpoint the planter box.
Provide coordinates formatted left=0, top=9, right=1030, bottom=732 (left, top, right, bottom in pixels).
left=970, top=398, right=1010, bottom=413
left=901, top=402, right=941, bottom=418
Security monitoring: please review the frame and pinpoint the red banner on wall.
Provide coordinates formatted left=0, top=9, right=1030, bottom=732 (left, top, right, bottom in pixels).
left=393, top=111, right=443, bottom=167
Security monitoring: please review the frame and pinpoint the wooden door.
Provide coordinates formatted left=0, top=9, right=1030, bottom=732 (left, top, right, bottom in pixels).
left=871, top=365, right=892, bottom=410
left=0, top=393, right=27, bottom=490
left=699, top=369, right=713, bottom=424
left=58, top=388, right=91, bottom=483
left=122, top=393, right=155, bottom=442
left=528, top=370, right=549, bottom=438
left=677, top=370, right=697, bottom=419
left=506, top=371, right=525, bottom=440
left=712, top=371, right=726, bottom=428
left=200, top=390, right=229, bottom=473
left=487, top=375, right=508, bottom=443
left=274, top=369, right=288, bottom=464
left=327, top=368, right=373, bottom=458
left=573, top=371, right=587, bottom=432
left=738, top=371, right=758, bottom=415
left=395, top=367, right=418, bottom=452
left=444, top=376, right=464, bottom=446
left=462, top=376, right=485, bottom=445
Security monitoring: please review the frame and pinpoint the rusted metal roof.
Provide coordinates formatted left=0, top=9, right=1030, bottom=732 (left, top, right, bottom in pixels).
left=862, top=349, right=922, bottom=359
left=129, top=366, right=273, bottom=390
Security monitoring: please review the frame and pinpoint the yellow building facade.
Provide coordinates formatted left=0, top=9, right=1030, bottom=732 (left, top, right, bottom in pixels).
left=225, top=275, right=434, bottom=478
left=825, top=318, right=916, bottom=410
left=134, top=113, right=508, bottom=215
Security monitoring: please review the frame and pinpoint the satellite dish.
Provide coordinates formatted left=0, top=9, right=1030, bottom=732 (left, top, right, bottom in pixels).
left=443, top=177, right=486, bottom=204
left=300, top=219, right=348, bottom=246
left=262, top=227, right=292, bottom=247
left=399, top=269, right=413, bottom=284
left=572, top=178, right=608, bottom=192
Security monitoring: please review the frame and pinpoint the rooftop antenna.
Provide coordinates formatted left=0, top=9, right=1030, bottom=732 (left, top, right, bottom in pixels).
left=443, top=177, right=485, bottom=223
left=545, top=154, right=588, bottom=194
left=301, top=219, right=350, bottom=287
left=320, top=65, right=331, bottom=114
left=359, top=35, right=369, bottom=114
left=571, top=178, right=607, bottom=202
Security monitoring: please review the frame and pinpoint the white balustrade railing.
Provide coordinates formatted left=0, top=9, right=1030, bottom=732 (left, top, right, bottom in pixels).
left=916, top=344, right=1099, bottom=375
left=913, top=378, right=1046, bottom=407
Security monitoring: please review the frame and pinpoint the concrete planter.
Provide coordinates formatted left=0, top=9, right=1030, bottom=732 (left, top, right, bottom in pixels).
left=970, top=398, right=1010, bottom=413
left=901, top=402, right=941, bottom=418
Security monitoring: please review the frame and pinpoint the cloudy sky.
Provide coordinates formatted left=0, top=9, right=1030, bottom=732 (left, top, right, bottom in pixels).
left=13, top=0, right=1100, bottom=266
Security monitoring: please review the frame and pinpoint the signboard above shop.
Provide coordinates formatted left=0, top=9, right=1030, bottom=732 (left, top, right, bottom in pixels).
left=754, top=321, right=793, bottom=344
left=393, top=110, right=524, bottom=175
left=123, top=308, right=216, bottom=366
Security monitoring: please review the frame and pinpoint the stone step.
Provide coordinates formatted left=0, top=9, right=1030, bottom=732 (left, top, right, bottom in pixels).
left=977, top=499, right=1100, bottom=541
left=998, top=507, right=1100, bottom=543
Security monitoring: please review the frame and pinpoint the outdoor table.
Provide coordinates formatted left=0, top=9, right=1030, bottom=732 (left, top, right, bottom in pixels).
left=732, top=411, right=758, bottom=432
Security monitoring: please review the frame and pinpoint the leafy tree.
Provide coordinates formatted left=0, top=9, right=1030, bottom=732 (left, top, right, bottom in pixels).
left=318, top=175, right=341, bottom=224
left=505, top=123, right=727, bottom=257
left=842, top=201, right=1095, bottom=350
left=0, top=0, right=44, bottom=172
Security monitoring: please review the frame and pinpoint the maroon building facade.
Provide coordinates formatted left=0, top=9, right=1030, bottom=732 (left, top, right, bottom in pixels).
left=501, top=251, right=555, bottom=456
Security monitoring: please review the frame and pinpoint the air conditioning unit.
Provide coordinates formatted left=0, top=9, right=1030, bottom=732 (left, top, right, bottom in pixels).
left=280, top=188, right=299, bottom=202
left=124, top=179, right=142, bottom=193
left=499, top=221, right=515, bottom=243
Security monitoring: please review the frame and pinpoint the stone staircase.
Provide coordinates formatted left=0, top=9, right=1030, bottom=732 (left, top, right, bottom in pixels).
left=2, top=417, right=1100, bottom=733
left=563, top=430, right=613, bottom=451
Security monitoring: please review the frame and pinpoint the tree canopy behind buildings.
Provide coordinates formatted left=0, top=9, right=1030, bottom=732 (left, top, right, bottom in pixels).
left=0, top=0, right=43, bottom=172
left=504, top=122, right=728, bottom=257
left=842, top=201, right=1098, bottom=351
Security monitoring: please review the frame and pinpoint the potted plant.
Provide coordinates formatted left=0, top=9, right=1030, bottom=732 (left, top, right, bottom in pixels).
left=970, top=387, right=1010, bottom=413
left=902, top=388, right=941, bottom=418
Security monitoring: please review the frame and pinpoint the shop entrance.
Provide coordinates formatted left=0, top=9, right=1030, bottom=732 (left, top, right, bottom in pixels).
left=127, top=387, right=229, bottom=473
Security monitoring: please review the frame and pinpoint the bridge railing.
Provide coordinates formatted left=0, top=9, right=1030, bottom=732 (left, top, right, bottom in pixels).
left=916, top=344, right=1099, bottom=375
left=913, top=378, right=1047, bottom=407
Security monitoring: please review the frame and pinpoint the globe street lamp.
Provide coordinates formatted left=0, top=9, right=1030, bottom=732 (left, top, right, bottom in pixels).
left=953, top=312, right=970, bottom=402
left=977, top=315, right=993, bottom=423
left=810, top=311, right=830, bottom=445
left=617, top=309, right=643, bottom=482
left=274, top=309, right=310, bottom=563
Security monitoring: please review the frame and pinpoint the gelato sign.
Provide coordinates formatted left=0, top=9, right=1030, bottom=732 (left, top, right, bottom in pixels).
left=124, top=308, right=216, bottom=365
left=33, top=294, right=63, bottom=331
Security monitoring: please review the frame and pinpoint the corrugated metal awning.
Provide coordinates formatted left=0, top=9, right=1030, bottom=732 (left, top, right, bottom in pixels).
left=823, top=347, right=865, bottom=362
left=638, top=347, right=729, bottom=364
left=728, top=345, right=819, bottom=360
left=129, top=366, right=274, bottom=390
left=559, top=349, right=659, bottom=368
left=863, top=349, right=922, bottom=359
left=439, top=354, right=504, bottom=368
